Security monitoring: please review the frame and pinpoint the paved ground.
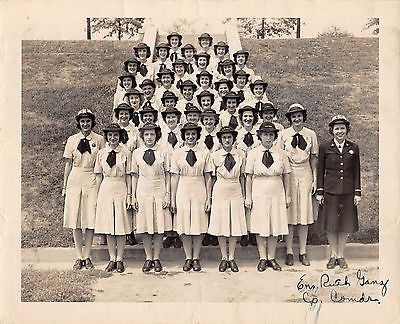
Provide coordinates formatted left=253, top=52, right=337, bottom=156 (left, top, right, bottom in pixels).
left=23, top=258, right=381, bottom=303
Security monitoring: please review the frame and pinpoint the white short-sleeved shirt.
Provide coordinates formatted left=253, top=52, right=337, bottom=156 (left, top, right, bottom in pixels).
left=119, top=123, right=139, bottom=152
left=208, top=148, right=246, bottom=180
left=219, top=110, right=241, bottom=130
left=170, top=144, right=210, bottom=176
left=159, top=126, right=184, bottom=153
left=279, top=126, right=318, bottom=164
left=131, top=144, right=170, bottom=177
left=245, top=145, right=291, bottom=177
left=94, top=144, right=131, bottom=177
left=63, top=131, right=105, bottom=168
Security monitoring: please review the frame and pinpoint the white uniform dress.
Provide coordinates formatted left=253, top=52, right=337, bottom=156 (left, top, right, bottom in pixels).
left=170, top=144, right=211, bottom=235
left=132, top=144, right=172, bottom=234
left=63, top=131, right=105, bottom=229
left=245, top=145, right=291, bottom=237
left=279, top=126, right=318, bottom=225
left=208, top=148, right=247, bottom=237
left=94, top=144, right=132, bottom=235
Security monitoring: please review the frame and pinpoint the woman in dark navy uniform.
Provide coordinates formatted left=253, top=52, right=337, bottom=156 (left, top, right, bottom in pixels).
left=316, top=115, right=361, bottom=269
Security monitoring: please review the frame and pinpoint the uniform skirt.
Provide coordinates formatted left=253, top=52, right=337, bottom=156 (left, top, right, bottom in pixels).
left=208, top=178, right=247, bottom=237
left=287, top=162, right=314, bottom=225
left=174, top=175, right=208, bottom=235
left=135, top=176, right=172, bottom=234
left=317, top=193, right=359, bottom=233
left=249, top=176, right=289, bottom=237
left=63, top=167, right=97, bottom=229
left=95, top=177, right=132, bottom=235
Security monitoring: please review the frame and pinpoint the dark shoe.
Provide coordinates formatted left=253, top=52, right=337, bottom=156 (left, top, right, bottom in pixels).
left=299, top=254, right=311, bottom=266
left=228, top=260, right=239, bottom=272
left=285, top=254, right=294, bottom=266
left=257, top=259, right=268, bottom=272
left=163, top=236, right=175, bottom=248
left=116, top=261, right=125, bottom=273
left=192, top=259, right=201, bottom=271
left=183, top=259, right=193, bottom=271
left=219, top=260, right=228, bottom=272
left=142, top=259, right=154, bottom=272
left=277, top=235, right=285, bottom=243
left=126, top=232, right=137, bottom=245
left=211, top=235, right=219, bottom=246
left=326, top=257, right=337, bottom=269
left=249, top=234, right=257, bottom=246
left=173, top=237, right=183, bottom=248
left=240, top=235, right=249, bottom=247
left=202, top=234, right=211, bottom=246
left=73, top=259, right=84, bottom=271
left=153, top=259, right=163, bottom=272
left=267, top=259, right=282, bottom=271
left=105, top=261, right=117, bottom=272
left=84, top=258, right=95, bottom=270
left=337, top=258, right=348, bottom=269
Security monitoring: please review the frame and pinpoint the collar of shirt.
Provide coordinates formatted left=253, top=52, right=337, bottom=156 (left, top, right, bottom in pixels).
left=239, top=127, right=256, bottom=136
left=220, top=148, right=238, bottom=156
left=259, top=144, right=275, bottom=153
left=105, top=143, right=122, bottom=153
left=203, top=128, right=218, bottom=136
left=78, top=131, right=93, bottom=141
left=334, top=139, right=346, bottom=151
left=183, top=144, right=199, bottom=152
left=222, top=110, right=238, bottom=118
left=289, top=126, right=305, bottom=135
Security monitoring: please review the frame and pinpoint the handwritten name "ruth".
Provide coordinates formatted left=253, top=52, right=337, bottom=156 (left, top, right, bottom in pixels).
left=320, top=273, right=351, bottom=288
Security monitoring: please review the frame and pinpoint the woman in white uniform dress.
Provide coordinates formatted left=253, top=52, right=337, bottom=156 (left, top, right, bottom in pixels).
left=245, top=122, right=292, bottom=272
left=62, top=109, right=104, bottom=270
left=170, top=122, right=212, bottom=272
left=208, top=126, right=247, bottom=272
left=131, top=123, right=172, bottom=273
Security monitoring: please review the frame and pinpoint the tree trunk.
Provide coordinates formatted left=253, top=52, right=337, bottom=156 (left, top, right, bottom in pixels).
left=117, top=18, right=122, bottom=40
left=86, top=18, right=91, bottom=40
left=296, top=18, right=301, bottom=39
left=261, top=18, right=265, bottom=39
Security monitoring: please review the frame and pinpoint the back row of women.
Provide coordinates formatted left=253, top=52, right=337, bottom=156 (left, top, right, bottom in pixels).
left=62, top=32, right=362, bottom=274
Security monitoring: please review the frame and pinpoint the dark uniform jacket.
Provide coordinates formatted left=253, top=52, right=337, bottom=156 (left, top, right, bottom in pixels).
left=316, top=139, right=361, bottom=196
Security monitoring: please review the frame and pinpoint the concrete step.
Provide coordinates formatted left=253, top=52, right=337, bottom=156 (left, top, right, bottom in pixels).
left=22, top=243, right=378, bottom=263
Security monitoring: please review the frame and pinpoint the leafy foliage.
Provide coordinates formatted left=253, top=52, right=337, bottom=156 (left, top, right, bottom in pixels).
left=364, top=18, right=379, bottom=35
left=91, top=18, right=144, bottom=40
left=238, top=18, right=297, bottom=38
left=317, top=26, right=354, bottom=38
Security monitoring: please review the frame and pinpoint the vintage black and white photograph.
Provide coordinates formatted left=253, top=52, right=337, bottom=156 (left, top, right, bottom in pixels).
left=1, top=0, right=399, bottom=323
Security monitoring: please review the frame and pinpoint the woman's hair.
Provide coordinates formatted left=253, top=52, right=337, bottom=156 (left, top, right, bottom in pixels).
left=181, top=128, right=201, bottom=141
left=139, top=127, right=162, bottom=143
left=238, top=109, right=258, bottom=125
left=286, top=111, right=307, bottom=124
left=76, top=115, right=96, bottom=130
left=328, top=123, right=351, bottom=135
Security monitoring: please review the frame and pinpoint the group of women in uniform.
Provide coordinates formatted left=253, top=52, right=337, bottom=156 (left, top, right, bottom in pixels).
left=62, top=32, right=362, bottom=274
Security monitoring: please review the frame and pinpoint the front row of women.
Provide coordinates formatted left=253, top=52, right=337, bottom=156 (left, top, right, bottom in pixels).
left=63, top=109, right=361, bottom=273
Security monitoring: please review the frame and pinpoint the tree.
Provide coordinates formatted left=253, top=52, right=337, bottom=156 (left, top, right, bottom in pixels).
left=90, top=18, right=145, bottom=40
left=363, top=18, right=379, bottom=35
left=317, top=26, right=353, bottom=38
left=237, top=18, right=298, bottom=38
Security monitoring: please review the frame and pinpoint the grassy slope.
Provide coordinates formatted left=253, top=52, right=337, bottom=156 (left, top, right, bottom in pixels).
left=22, top=38, right=378, bottom=247
left=242, top=37, right=379, bottom=243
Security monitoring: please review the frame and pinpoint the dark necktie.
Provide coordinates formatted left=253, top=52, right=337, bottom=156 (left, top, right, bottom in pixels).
left=170, top=52, right=178, bottom=62
left=176, top=79, right=183, bottom=89
left=143, top=100, right=152, bottom=108
left=217, top=61, right=223, bottom=74
left=132, top=112, right=140, bottom=127
left=204, top=134, right=214, bottom=150
left=243, top=132, right=254, bottom=147
left=186, top=149, right=197, bottom=167
left=224, top=153, right=236, bottom=172
left=143, top=149, right=155, bottom=166
left=228, top=115, right=238, bottom=129
left=255, top=101, right=262, bottom=111
left=291, top=133, right=307, bottom=150
left=185, top=102, right=192, bottom=110
left=237, top=90, right=244, bottom=103
left=187, top=62, right=194, bottom=74
left=159, top=63, right=166, bottom=72
left=106, top=150, right=116, bottom=168
left=262, top=150, right=274, bottom=168
left=139, top=64, right=148, bottom=77
left=168, top=131, right=178, bottom=148
left=77, top=138, right=91, bottom=154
